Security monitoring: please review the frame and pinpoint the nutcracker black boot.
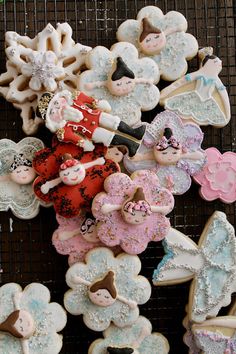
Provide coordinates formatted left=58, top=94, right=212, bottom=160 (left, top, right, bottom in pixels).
left=111, top=134, right=140, bottom=157
left=117, top=121, right=146, bottom=141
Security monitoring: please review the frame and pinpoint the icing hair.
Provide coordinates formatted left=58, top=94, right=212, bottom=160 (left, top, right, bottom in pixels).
left=60, top=153, right=79, bottom=170
left=111, top=57, right=135, bottom=81
left=90, top=271, right=117, bottom=298
left=123, top=188, right=151, bottom=216
left=0, top=310, right=23, bottom=338
left=9, top=154, right=32, bottom=172
left=202, top=55, right=217, bottom=66
left=155, top=127, right=181, bottom=151
left=139, top=17, right=162, bottom=42
left=80, top=212, right=96, bottom=235
left=107, top=348, right=134, bottom=354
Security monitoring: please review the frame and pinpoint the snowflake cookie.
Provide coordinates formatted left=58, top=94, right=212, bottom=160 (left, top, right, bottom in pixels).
left=88, top=316, right=170, bottom=354
left=0, top=23, right=91, bottom=134
left=153, top=211, right=236, bottom=322
left=0, top=283, right=67, bottom=354
left=124, top=110, right=206, bottom=195
left=92, top=170, right=174, bottom=254
left=117, top=5, right=198, bottom=81
left=0, top=137, right=46, bottom=219
left=78, top=42, right=160, bottom=127
left=64, top=247, right=151, bottom=331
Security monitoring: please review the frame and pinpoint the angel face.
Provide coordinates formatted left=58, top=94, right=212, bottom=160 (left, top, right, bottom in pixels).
left=59, top=164, right=86, bottom=185
left=10, top=165, right=36, bottom=184
left=88, top=288, right=116, bottom=307
left=13, top=310, right=35, bottom=339
left=48, top=97, right=68, bottom=122
left=122, top=199, right=151, bottom=225
left=109, top=77, right=136, bottom=96
left=154, top=146, right=182, bottom=165
left=139, top=32, right=166, bottom=55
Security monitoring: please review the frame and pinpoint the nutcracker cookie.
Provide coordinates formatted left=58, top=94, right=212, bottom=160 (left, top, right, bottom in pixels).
left=0, top=283, right=67, bottom=354
left=124, top=111, right=206, bottom=195
left=64, top=247, right=151, bottom=331
left=92, top=170, right=174, bottom=254
left=0, top=23, right=91, bottom=134
left=160, top=47, right=231, bottom=127
left=153, top=211, right=236, bottom=322
left=193, top=147, right=236, bottom=203
left=0, top=137, right=47, bottom=219
left=33, top=138, right=119, bottom=218
left=88, top=316, right=170, bottom=354
left=78, top=42, right=160, bottom=127
left=36, top=89, right=146, bottom=157
left=117, top=5, right=198, bottom=81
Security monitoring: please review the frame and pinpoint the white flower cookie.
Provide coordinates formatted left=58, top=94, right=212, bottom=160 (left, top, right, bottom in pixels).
left=88, top=316, right=170, bottom=354
left=0, top=283, right=67, bottom=354
left=64, top=247, right=151, bottom=331
left=117, top=6, right=198, bottom=81
left=153, top=211, right=236, bottom=322
left=78, top=42, right=160, bottom=127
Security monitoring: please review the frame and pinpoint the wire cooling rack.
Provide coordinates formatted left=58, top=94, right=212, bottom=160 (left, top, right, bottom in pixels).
left=0, top=1, right=235, bottom=353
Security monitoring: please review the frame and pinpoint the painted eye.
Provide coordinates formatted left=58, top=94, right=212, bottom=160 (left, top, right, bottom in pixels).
left=126, top=81, right=132, bottom=84
left=116, top=82, right=122, bottom=86
left=172, top=151, right=177, bottom=154
left=146, top=38, right=151, bottom=42
left=74, top=167, right=81, bottom=172
left=63, top=172, right=69, bottom=176
left=96, top=293, right=101, bottom=296
left=54, top=101, right=60, bottom=108
left=19, top=318, right=23, bottom=323
left=162, top=152, right=168, bottom=155
left=24, top=168, right=29, bottom=171
left=20, top=326, right=24, bottom=331
left=155, top=35, right=159, bottom=39
left=16, top=170, right=22, bottom=173
left=105, top=295, right=110, bottom=299
left=49, top=109, right=55, bottom=115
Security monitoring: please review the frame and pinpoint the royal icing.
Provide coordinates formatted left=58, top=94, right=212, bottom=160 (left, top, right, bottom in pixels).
left=92, top=170, right=174, bottom=254
left=153, top=211, right=236, bottom=322
left=117, top=5, right=198, bottom=81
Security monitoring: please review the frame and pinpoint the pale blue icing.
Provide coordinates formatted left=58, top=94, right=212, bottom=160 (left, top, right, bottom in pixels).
left=152, top=239, right=174, bottom=282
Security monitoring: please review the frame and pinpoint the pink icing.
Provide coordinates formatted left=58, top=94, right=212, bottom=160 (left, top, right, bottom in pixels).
left=193, top=148, right=236, bottom=203
left=92, top=170, right=174, bottom=254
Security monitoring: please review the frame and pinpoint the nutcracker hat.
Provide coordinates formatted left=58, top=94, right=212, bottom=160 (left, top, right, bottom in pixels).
left=36, top=90, right=73, bottom=121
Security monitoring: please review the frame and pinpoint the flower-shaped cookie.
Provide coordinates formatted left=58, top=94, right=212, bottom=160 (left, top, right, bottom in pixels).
left=78, top=42, right=160, bottom=127
left=0, top=23, right=91, bottom=134
left=64, top=247, right=151, bottom=331
left=117, top=6, right=198, bottom=81
left=33, top=138, right=119, bottom=218
left=124, top=111, right=206, bottom=195
left=92, top=170, right=174, bottom=254
left=89, top=316, right=170, bottom=354
left=52, top=213, right=120, bottom=265
left=0, top=283, right=67, bottom=354
left=153, top=211, right=236, bottom=322
left=193, top=148, right=236, bottom=203
left=0, top=137, right=47, bottom=219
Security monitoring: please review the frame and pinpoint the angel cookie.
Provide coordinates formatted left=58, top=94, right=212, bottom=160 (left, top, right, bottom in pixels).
left=64, top=247, right=151, bottom=331
left=33, top=138, right=119, bottom=218
left=36, top=90, right=146, bottom=157
left=124, top=111, right=206, bottom=195
left=92, top=170, right=174, bottom=254
left=160, top=47, right=230, bottom=127
left=193, top=148, right=236, bottom=203
left=0, top=283, right=67, bottom=354
left=153, top=211, right=236, bottom=322
left=0, top=23, right=91, bottom=134
left=88, top=316, right=170, bottom=354
left=78, top=42, right=160, bottom=127
left=117, top=5, right=198, bottom=81
left=0, top=137, right=47, bottom=219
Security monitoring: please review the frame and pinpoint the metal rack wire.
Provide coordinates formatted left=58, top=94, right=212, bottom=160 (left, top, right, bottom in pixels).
left=0, top=1, right=235, bottom=353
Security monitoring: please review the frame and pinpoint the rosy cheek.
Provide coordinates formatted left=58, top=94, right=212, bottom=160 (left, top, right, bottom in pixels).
left=63, top=176, right=68, bottom=182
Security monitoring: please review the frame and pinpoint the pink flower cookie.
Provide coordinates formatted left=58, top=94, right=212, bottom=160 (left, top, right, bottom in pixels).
left=193, top=147, right=236, bottom=203
left=52, top=213, right=120, bottom=265
left=92, top=170, right=174, bottom=254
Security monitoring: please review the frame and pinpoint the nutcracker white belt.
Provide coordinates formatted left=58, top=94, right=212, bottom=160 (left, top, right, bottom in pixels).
left=67, top=123, right=92, bottom=135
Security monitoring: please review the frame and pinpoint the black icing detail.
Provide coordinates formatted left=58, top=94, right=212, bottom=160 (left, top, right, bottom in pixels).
left=111, top=57, right=135, bottom=81
left=9, top=154, right=32, bottom=172
left=107, top=347, right=134, bottom=354
left=163, top=127, right=173, bottom=140
left=80, top=212, right=96, bottom=234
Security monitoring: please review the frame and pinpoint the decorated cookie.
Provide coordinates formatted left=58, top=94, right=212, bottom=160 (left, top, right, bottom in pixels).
left=88, top=316, right=170, bottom=354
left=193, top=147, right=236, bottom=203
left=117, top=5, right=198, bottom=81
left=78, top=42, right=160, bottom=127
left=124, top=110, right=206, bottom=195
left=0, top=283, right=67, bottom=354
left=92, top=170, right=174, bottom=254
left=0, top=23, right=91, bottom=134
left=160, top=47, right=231, bottom=127
left=0, top=137, right=47, bottom=219
left=33, top=138, right=119, bottom=217
left=183, top=314, right=201, bottom=354
left=36, top=90, right=146, bottom=157
left=52, top=212, right=120, bottom=265
left=153, top=211, right=236, bottom=322
left=64, top=247, right=151, bottom=331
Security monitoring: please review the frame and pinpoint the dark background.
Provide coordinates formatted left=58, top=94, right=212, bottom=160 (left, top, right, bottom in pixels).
left=0, top=1, right=235, bottom=353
